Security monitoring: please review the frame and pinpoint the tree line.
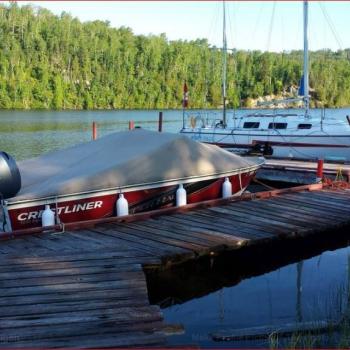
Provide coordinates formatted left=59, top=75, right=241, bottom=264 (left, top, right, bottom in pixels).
left=1, top=2, right=350, bottom=110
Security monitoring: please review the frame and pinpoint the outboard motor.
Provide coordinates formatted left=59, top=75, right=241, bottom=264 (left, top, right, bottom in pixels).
left=0, top=151, right=21, bottom=199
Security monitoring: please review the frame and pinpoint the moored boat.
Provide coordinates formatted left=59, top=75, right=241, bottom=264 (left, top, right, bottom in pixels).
left=180, top=1, right=350, bottom=161
left=0, top=129, right=263, bottom=232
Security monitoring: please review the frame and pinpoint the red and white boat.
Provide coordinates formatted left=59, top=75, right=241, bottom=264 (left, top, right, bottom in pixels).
left=0, top=129, right=263, bottom=232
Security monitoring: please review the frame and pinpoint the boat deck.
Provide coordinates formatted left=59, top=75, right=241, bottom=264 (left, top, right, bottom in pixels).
left=1, top=185, right=350, bottom=347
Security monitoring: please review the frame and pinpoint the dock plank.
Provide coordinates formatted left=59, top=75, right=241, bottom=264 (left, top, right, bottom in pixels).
left=129, top=220, right=220, bottom=247
left=142, top=217, right=244, bottom=245
left=90, top=224, right=187, bottom=256
left=0, top=320, right=164, bottom=343
left=156, top=215, right=250, bottom=244
left=0, top=287, right=149, bottom=308
left=230, top=200, right=324, bottom=229
left=243, top=200, right=332, bottom=227
left=274, top=196, right=350, bottom=219
left=202, top=207, right=285, bottom=237
left=122, top=222, right=208, bottom=251
left=170, top=212, right=266, bottom=239
left=2, top=331, right=166, bottom=348
left=207, top=206, right=300, bottom=236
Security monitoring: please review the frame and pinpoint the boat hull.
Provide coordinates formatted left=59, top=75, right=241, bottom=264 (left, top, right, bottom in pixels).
left=181, top=129, right=350, bottom=161
left=3, top=171, right=255, bottom=231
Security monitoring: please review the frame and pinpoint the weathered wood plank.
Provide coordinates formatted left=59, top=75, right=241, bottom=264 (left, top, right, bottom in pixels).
left=0, top=320, right=164, bottom=343
left=0, top=269, right=145, bottom=289
left=0, top=277, right=147, bottom=298
left=157, top=218, right=250, bottom=249
left=230, top=201, right=324, bottom=229
left=0, top=297, right=151, bottom=318
left=170, top=212, right=266, bottom=239
left=122, top=222, right=209, bottom=250
left=0, top=237, right=50, bottom=255
left=90, top=225, right=182, bottom=256
left=243, top=195, right=350, bottom=219
left=271, top=196, right=350, bottom=219
left=47, top=231, right=110, bottom=251
left=17, top=235, right=76, bottom=253
left=283, top=193, right=350, bottom=212
left=0, top=305, right=162, bottom=328
left=292, top=194, right=350, bottom=211
left=243, top=200, right=332, bottom=227
left=0, top=263, right=142, bottom=281
left=208, top=205, right=302, bottom=235
left=0, top=287, right=148, bottom=307
left=0, top=256, right=160, bottom=274
left=129, top=220, right=219, bottom=247
left=1, top=331, right=166, bottom=348
left=63, top=229, right=132, bottom=250
left=0, top=248, right=154, bottom=265
left=201, top=207, right=283, bottom=237
left=143, top=217, right=244, bottom=245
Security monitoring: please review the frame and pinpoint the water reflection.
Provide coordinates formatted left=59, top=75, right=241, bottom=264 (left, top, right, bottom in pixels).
left=146, top=228, right=350, bottom=347
left=0, top=110, right=182, bottom=160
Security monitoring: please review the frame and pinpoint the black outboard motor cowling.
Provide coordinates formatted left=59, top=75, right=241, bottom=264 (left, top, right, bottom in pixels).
left=0, top=152, right=21, bottom=199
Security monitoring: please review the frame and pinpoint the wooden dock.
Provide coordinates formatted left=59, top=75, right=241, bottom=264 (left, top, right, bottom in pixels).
left=1, top=184, right=350, bottom=347
left=257, top=158, right=350, bottom=184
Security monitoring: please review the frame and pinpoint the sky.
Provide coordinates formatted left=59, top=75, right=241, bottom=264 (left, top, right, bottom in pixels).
left=12, top=1, right=350, bottom=52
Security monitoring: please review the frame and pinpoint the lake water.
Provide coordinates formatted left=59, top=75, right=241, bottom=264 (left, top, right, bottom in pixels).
left=0, top=109, right=183, bottom=160
left=1, top=108, right=350, bottom=347
left=148, top=232, right=350, bottom=348
left=1, top=108, right=350, bottom=160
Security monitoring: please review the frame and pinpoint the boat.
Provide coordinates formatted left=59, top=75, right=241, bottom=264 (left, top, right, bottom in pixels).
left=180, top=1, right=350, bottom=162
left=0, top=129, right=263, bottom=232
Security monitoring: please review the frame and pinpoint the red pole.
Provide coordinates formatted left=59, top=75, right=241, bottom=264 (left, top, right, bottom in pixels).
left=92, top=121, right=97, bottom=140
left=316, top=159, right=324, bottom=181
left=128, top=120, right=134, bottom=130
left=158, top=111, right=163, bottom=132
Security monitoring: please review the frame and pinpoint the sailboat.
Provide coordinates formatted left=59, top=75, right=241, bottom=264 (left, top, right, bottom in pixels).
left=180, top=1, right=350, bottom=162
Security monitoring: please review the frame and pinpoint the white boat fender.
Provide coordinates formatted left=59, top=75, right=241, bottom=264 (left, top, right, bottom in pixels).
left=176, top=184, right=187, bottom=207
left=222, top=177, right=232, bottom=198
left=116, top=193, right=129, bottom=216
left=42, top=205, right=55, bottom=227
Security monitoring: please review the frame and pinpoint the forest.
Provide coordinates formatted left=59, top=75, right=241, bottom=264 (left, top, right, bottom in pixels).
left=1, top=2, right=350, bottom=110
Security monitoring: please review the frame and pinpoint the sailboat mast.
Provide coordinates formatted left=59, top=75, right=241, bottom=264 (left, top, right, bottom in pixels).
left=303, top=0, right=309, bottom=115
left=222, top=0, right=227, bottom=126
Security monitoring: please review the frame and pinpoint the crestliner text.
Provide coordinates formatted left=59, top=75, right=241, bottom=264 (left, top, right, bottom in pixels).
left=17, top=201, right=103, bottom=221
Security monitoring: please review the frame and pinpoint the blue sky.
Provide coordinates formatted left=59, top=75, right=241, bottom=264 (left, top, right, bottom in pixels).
left=15, top=1, right=350, bottom=52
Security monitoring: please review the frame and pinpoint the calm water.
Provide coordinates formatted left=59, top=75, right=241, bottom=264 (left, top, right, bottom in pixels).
left=150, top=234, right=350, bottom=347
left=1, top=108, right=350, bottom=347
left=1, top=108, right=350, bottom=160
left=0, top=110, right=183, bottom=160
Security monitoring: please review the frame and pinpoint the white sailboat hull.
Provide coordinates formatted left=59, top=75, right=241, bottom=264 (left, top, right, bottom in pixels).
left=180, top=120, right=350, bottom=161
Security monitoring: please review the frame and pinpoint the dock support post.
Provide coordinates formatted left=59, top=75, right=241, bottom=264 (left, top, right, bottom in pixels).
left=92, top=121, right=97, bottom=140
left=158, top=112, right=163, bottom=132
left=129, top=120, right=134, bottom=130
left=316, top=159, right=324, bottom=183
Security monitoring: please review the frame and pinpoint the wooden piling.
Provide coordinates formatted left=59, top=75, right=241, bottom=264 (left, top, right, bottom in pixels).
left=316, top=159, right=324, bottom=181
left=158, top=112, right=163, bottom=132
left=92, top=121, right=97, bottom=140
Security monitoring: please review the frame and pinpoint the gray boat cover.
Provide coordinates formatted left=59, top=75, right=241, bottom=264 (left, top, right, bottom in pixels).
left=9, top=129, right=261, bottom=202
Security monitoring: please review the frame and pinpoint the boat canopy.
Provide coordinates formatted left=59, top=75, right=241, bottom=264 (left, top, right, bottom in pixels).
left=9, top=129, right=259, bottom=202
